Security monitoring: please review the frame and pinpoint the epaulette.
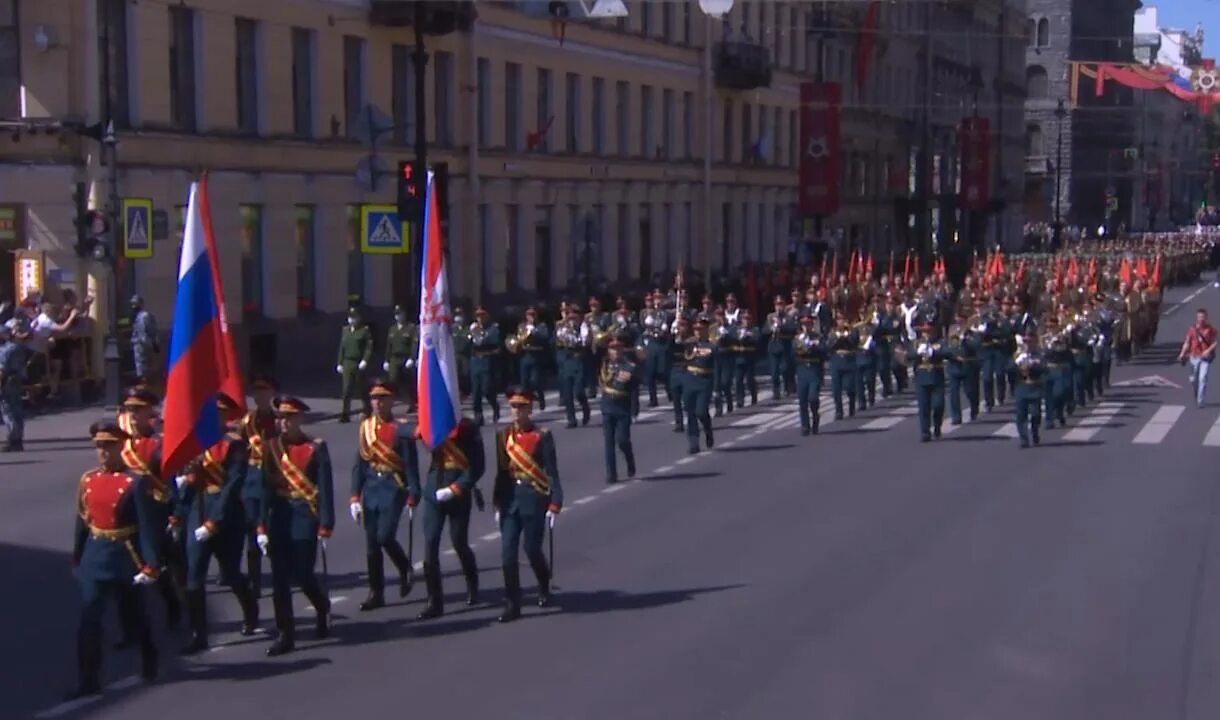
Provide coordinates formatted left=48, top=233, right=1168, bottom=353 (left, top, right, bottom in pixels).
left=312, top=437, right=325, bottom=446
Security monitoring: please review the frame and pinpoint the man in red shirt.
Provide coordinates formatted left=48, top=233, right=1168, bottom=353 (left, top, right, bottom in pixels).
left=1179, top=308, right=1218, bottom=407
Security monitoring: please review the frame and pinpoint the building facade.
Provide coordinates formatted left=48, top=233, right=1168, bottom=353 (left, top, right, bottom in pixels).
left=1, top=0, right=1026, bottom=376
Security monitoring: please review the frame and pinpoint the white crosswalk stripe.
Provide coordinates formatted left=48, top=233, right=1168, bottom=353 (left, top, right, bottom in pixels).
left=993, top=422, right=1020, bottom=438
left=1204, top=415, right=1220, bottom=447
left=1062, top=402, right=1124, bottom=442
left=1132, top=405, right=1185, bottom=444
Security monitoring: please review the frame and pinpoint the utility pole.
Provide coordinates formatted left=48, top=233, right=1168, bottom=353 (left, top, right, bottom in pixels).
left=100, top=0, right=122, bottom=408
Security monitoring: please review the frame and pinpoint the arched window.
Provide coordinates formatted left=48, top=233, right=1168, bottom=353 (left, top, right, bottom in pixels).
left=1025, top=19, right=1035, bottom=46
left=1026, top=123, right=1043, bottom=156
left=1026, top=65, right=1049, bottom=98
left=1037, top=18, right=1050, bottom=48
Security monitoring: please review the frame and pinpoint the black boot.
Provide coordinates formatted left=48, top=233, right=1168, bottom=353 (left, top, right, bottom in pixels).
left=139, top=639, right=158, bottom=682
left=625, top=451, right=636, bottom=479
left=359, top=553, right=386, bottom=611
left=159, top=575, right=181, bottom=629
left=66, top=630, right=102, bottom=700
left=531, top=557, right=552, bottom=608
left=265, top=594, right=295, bottom=656
left=458, top=551, right=480, bottom=606
left=234, top=579, right=259, bottom=636
left=416, top=562, right=444, bottom=619
left=180, top=589, right=208, bottom=655
left=303, top=586, right=330, bottom=639
left=497, top=565, right=522, bottom=623
left=384, top=542, right=413, bottom=598
left=246, top=549, right=262, bottom=599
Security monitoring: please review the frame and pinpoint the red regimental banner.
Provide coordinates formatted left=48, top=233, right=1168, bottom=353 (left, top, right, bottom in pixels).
left=799, top=82, right=842, bottom=216
left=959, top=117, right=991, bottom=211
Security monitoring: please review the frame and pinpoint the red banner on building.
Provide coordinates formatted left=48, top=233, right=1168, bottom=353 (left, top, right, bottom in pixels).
left=958, top=117, right=991, bottom=211
left=799, top=81, right=842, bottom=216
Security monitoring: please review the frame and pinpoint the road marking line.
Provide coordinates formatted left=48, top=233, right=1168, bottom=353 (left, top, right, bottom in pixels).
left=1205, top=415, right=1220, bottom=447
left=890, top=405, right=919, bottom=416
left=941, top=422, right=965, bottom=435
left=602, top=484, right=625, bottom=494
left=675, top=456, right=696, bottom=465
left=993, top=422, right=1020, bottom=438
left=573, top=496, right=597, bottom=505
left=1062, top=403, right=1124, bottom=442
left=479, top=532, right=499, bottom=541
left=862, top=416, right=905, bottom=430
left=1164, top=285, right=1208, bottom=316
left=1132, top=405, right=1185, bottom=444
left=653, top=465, right=674, bottom=473
left=729, top=411, right=786, bottom=428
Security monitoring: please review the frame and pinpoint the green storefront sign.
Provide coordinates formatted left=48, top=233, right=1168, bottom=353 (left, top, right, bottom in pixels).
left=0, top=204, right=23, bottom=250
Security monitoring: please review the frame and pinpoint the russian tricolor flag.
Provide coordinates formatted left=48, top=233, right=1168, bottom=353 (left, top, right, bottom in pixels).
left=415, top=170, right=461, bottom=449
left=161, top=176, right=247, bottom=477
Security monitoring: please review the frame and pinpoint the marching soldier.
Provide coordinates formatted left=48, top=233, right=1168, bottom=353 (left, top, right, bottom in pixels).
left=1013, top=330, right=1046, bottom=448
left=452, top=307, right=472, bottom=397
left=682, top=318, right=716, bottom=454
left=416, top=407, right=485, bottom=619
left=118, top=388, right=181, bottom=630
left=1091, top=294, right=1115, bottom=394
left=855, top=308, right=880, bottom=410
left=711, top=308, right=734, bottom=417
left=910, top=319, right=948, bottom=442
left=240, top=375, right=278, bottom=598
left=1041, top=318, right=1072, bottom=429
left=349, top=380, right=417, bottom=612
left=514, top=307, right=551, bottom=408
left=668, top=317, right=692, bottom=433
left=493, top=388, right=562, bottom=623
left=584, top=298, right=611, bottom=399
left=879, top=295, right=907, bottom=394
left=178, top=394, right=259, bottom=654
left=639, top=291, right=670, bottom=407
left=336, top=307, right=373, bottom=423
left=945, top=313, right=983, bottom=425
left=130, top=295, right=159, bottom=385
left=793, top=314, right=827, bottom=436
left=468, top=307, right=502, bottom=426
left=827, top=316, right=859, bottom=420
left=764, top=296, right=795, bottom=401
left=600, top=339, right=638, bottom=484
left=980, top=301, right=1011, bottom=412
left=731, top=309, right=759, bottom=408
left=0, top=319, right=26, bottom=452
left=1068, top=311, right=1097, bottom=409
left=383, top=305, right=419, bottom=412
left=257, top=397, right=335, bottom=657
left=556, top=306, right=592, bottom=428
left=67, top=421, right=160, bottom=700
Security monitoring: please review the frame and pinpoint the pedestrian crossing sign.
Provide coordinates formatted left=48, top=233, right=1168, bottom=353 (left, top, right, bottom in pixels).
left=122, top=198, right=153, bottom=259
left=360, top=205, right=411, bottom=255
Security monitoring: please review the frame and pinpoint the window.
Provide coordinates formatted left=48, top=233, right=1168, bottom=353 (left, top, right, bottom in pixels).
left=535, top=206, right=553, bottom=293
left=722, top=98, right=734, bottom=162
left=640, top=1, right=651, bottom=36
left=771, top=107, right=781, bottom=165
left=346, top=205, right=364, bottom=303
left=720, top=202, right=731, bottom=270
left=683, top=202, right=693, bottom=267
left=506, top=205, right=520, bottom=293
left=566, top=73, right=582, bottom=153
left=616, top=203, right=629, bottom=280
left=1026, top=65, right=1048, bottom=99
left=479, top=205, right=493, bottom=297
left=788, top=108, right=797, bottom=167
left=239, top=205, right=264, bottom=318
left=640, top=86, right=654, bottom=158
left=392, top=45, right=416, bottom=145
left=235, top=18, right=259, bottom=134
left=661, top=89, right=673, bottom=160
left=682, top=91, right=694, bottom=159
left=788, top=5, right=798, bottom=68
left=0, top=1, right=16, bottom=118
left=661, top=203, right=672, bottom=270
left=168, top=6, right=197, bottom=131
left=740, top=202, right=749, bottom=260
left=1025, top=19, right=1035, bottom=46
left=295, top=205, right=317, bottom=314
left=477, top=57, right=491, bottom=147
left=662, top=2, right=673, bottom=41
left=638, top=205, right=652, bottom=280
left=682, top=0, right=692, bottom=44
left=1037, top=18, right=1049, bottom=48
left=506, top=63, right=522, bottom=151
left=435, top=51, right=454, bottom=146
left=343, top=36, right=366, bottom=140
left=1026, top=123, right=1043, bottom=156
left=592, top=77, right=605, bottom=154
left=742, top=102, right=753, bottom=162
left=100, top=0, right=131, bottom=129
left=291, top=28, right=315, bottom=138
left=615, top=81, right=629, bottom=155
left=536, top=68, right=552, bottom=152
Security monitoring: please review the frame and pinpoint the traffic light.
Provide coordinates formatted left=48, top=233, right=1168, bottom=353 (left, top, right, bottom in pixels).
left=74, top=208, right=112, bottom=260
left=397, top=160, right=423, bottom=220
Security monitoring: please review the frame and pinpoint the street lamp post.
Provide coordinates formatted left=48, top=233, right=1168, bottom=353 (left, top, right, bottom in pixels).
left=99, top=0, right=122, bottom=409
left=1054, top=98, right=1066, bottom=249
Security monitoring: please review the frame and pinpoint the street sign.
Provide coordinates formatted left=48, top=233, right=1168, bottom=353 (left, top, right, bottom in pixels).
left=359, top=205, right=410, bottom=255
left=122, top=198, right=153, bottom=259
left=1111, top=375, right=1182, bottom=389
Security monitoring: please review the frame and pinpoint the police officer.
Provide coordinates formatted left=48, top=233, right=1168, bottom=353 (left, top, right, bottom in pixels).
left=827, top=317, right=859, bottom=420
left=178, top=394, right=259, bottom=654
left=349, top=380, right=418, bottom=612
left=493, top=388, right=562, bottom=623
left=130, top=295, right=159, bottom=385
left=793, top=314, right=827, bottom=436
left=240, top=375, right=278, bottom=597
left=556, top=306, right=591, bottom=428
left=469, top=307, right=502, bottom=426
left=416, top=408, right=484, bottom=618
left=1013, top=330, right=1046, bottom=448
left=383, top=304, right=419, bottom=412
left=257, top=397, right=335, bottom=657
left=0, top=319, right=27, bottom=452
left=682, top=318, right=716, bottom=454
left=910, top=320, right=948, bottom=442
left=336, top=307, right=373, bottom=423
left=600, top=339, right=638, bottom=484
left=68, top=421, right=160, bottom=699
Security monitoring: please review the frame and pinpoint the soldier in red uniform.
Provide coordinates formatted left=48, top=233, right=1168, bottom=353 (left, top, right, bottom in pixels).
left=67, top=420, right=161, bottom=699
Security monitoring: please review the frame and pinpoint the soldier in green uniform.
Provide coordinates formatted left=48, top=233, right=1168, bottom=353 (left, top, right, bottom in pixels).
left=516, top=307, right=551, bottom=408
left=875, top=295, right=902, bottom=398
left=793, top=314, right=827, bottom=436
left=682, top=318, right=716, bottom=454
left=336, top=307, right=373, bottom=423
left=910, top=319, right=947, bottom=442
left=468, top=307, right=501, bottom=426
left=584, top=298, right=611, bottom=399
left=980, top=301, right=1010, bottom=412
left=1068, top=311, right=1097, bottom=409
left=764, top=295, right=796, bottom=401
left=599, top=339, right=638, bottom=484
left=945, top=313, right=982, bottom=425
left=668, top=317, right=691, bottom=433
left=827, top=316, right=859, bottom=420
left=1012, top=330, right=1045, bottom=448
left=711, top=309, right=734, bottom=417
left=639, top=291, right=669, bottom=407
left=452, top=308, right=472, bottom=397
left=382, top=305, right=419, bottom=412
left=730, top=309, right=759, bottom=408
left=1041, top=317, right=1072, bottom=429
left=854, top=309, right=880, bottom=410
left=555, top=307, right=591, bottom=428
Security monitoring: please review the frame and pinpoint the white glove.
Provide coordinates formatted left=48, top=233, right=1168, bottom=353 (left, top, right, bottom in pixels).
left=405, top=359, right=416, bottom=369
left=358, top=360, right=368, bottom=370
left=436, top=487, right=455, bottom=503
left=382, top=361, right=390, bottom=372
left=256, top=533, right=270, bottom=556
left=546, top=510, right=557, bottom=528
left=174, top=474, right=189, bottom=491
left=193, top=525, right=213, bottom=543
left=980, top=322, right=989, bottom=333
left=917, top=342, right=930, bottom=355
left=1015, top=352, right=1029, bottom=365
left=350, top=502, right=363, bottom=523
left=494, top=511, right=501, bottom=525
left=132, top=572, right=155, bottom=586
left=335, top=364, right=343, bottom=374
left=169, top=525, right=182, bottom=542
left=863, top=337, right=875, bottom=351
left=408, top=506, right=414, bottom=520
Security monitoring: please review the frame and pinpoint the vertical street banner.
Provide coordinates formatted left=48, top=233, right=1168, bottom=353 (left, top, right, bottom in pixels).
left=958, top=117, right=991, bottom=211
left=799, top=81, right=842, bottom=217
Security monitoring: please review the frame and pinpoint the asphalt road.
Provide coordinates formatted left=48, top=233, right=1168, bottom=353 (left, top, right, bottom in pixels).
left=6, top=278, right=1220, bottom=720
